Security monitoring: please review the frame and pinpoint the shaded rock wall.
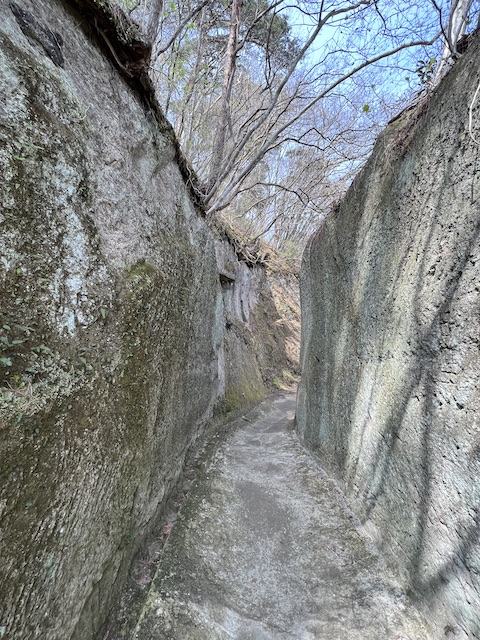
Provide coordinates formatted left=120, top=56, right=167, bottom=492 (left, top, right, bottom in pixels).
left=0, top=2, right=298, bottom=638
left=216, top=238, right=300, bottom=411
left=297, top=34, right=480, bottom=639
left=0, top=1, right=224, bottom=638
left=0, top=2, right=299, bottom=638
left=216, top=239, right=266, bottom=411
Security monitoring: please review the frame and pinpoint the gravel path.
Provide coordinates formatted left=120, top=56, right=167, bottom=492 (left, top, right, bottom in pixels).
left=132, top=393, right=432, bottom=640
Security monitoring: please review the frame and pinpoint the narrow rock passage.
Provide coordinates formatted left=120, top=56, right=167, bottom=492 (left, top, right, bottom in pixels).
left=132, top=393, right=432, bottom=640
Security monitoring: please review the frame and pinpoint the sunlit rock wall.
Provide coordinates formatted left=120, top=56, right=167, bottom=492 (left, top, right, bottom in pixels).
left=0, top=1, right=224, bottom=638
left=297, top=34, right=480, bottom=639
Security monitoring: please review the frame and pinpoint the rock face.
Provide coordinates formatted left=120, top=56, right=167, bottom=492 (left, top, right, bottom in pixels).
left=0, top=2, right=222, bottom=638
left=216, top=239, right=300, bottom=411
left=297, top=34, right=480, bottom=639
left=0, top=1, right=295, bottom=639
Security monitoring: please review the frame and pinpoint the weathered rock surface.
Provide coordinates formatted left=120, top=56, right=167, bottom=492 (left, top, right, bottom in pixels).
left=0, top=2, right=224, bottom=639
left=131, top=393, right=432, bottom=639
left=0, top=2, right=296, bottom=639
left=216, top=238, right=300, bottom=411
left=297, top=33, right=480, bottom=639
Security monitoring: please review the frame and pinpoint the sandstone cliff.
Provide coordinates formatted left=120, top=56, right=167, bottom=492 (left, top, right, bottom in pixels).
left=297, top=32, right=480, bottom=639
left=0, top=1, right=297, bottom=638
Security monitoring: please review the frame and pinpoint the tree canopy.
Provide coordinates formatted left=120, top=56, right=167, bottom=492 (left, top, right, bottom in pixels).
left=117, top=0, right=479, bottom=255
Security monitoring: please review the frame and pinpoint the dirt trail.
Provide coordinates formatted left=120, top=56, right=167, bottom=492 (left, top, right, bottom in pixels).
left=129, top=393, right=432, bottom=639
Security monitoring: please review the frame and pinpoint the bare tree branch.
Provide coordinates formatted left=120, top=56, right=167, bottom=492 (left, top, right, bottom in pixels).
left=155, top=0, right=210, bottom=56
left=204, top=0, right=373, bottom=202
left=208, top=33, right=440, bottom=215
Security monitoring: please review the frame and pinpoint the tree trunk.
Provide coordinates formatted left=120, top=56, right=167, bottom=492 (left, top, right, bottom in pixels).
left=432, top=0, right=473, bottom=85
left=206, top=0, right=243, bottom=201
left=146, top=0, right=164, bottom=43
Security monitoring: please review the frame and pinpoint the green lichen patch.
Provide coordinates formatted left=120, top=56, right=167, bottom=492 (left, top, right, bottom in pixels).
left=126, top=260, right=157, bottom=280
left=222, top=383, right=265, bottom=414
